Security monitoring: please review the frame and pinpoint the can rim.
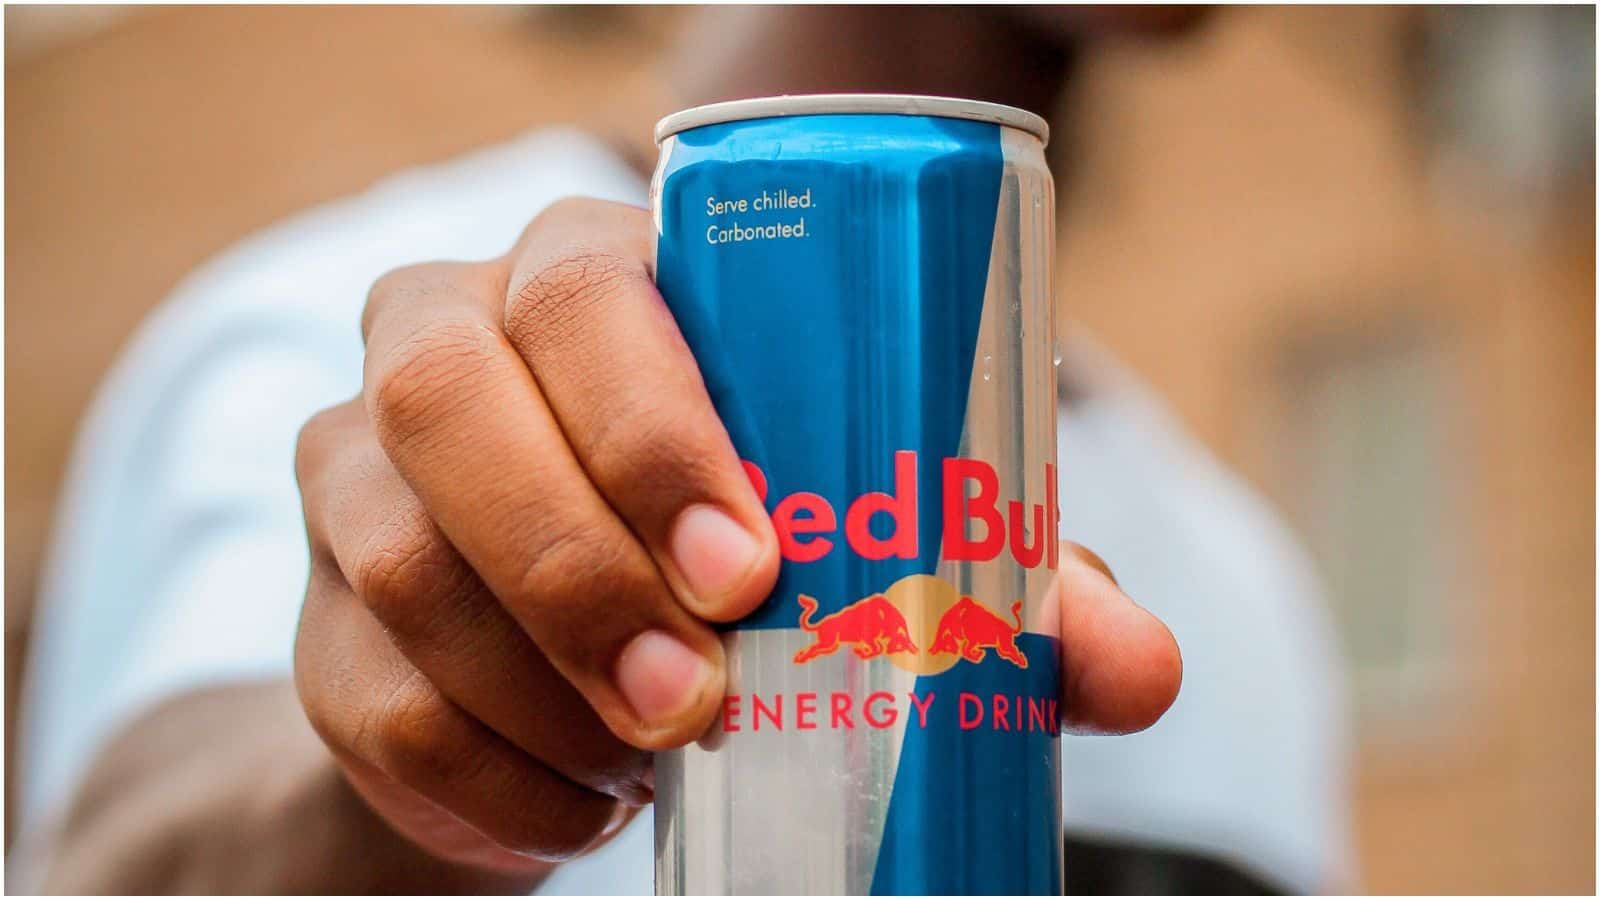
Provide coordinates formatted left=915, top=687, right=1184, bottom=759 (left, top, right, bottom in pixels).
left=654, top=93, right=1049, bottom=146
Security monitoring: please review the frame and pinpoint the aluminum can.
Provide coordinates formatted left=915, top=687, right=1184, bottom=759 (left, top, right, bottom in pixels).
left=650, top=94, right=1060, bottom=895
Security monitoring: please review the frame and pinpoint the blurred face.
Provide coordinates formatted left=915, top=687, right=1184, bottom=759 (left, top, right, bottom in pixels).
left=1001, top=5, right=1207, bottom=45
left=664, top=5, right=1209, bottom=133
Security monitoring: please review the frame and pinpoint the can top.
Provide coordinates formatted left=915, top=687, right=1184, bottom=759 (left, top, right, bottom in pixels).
left=654, top=93, right=1049, bottom=146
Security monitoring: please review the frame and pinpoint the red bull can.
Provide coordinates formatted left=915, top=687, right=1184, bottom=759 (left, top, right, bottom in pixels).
left=650, top=94, right=1060, bottom=894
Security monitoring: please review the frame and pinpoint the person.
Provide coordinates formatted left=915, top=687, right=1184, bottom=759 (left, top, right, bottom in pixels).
left=11, top=7, right=1352, bottom=894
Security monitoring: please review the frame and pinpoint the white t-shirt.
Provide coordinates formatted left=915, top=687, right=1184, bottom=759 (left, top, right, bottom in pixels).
left=15, top=128, right=1353, bottom=893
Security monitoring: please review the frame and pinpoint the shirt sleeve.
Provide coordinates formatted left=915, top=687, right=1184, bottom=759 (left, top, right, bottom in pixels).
left=1054, top=332, right=1354, bottom=893
left=14, top=299, right=362, bottom=832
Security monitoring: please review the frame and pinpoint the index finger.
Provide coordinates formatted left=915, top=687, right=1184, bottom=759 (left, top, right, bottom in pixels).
left=501, top=198, right=780, bottom=623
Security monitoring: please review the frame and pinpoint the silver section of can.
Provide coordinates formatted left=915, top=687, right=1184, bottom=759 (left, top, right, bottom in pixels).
left=654, top=94, right=1049, bottom=146
left=655, top=629, right=917, bottom=894
left=963, top=126, right=1064, bottom=893
left=953, top=125, right=1060, bottom=635
left=649, top=134, right=675, bottom=238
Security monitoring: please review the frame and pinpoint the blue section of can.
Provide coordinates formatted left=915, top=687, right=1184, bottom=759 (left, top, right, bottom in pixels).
left=655, top=112, right=1060, bottom=895
left=656, top=114, right=998, bottom=630
left=873, top=634, right=1063, bottom=894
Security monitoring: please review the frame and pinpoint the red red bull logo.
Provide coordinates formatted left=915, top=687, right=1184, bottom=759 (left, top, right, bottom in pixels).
left=792, top=575, right=1029, bottom=673
left=928, top=597, right=1028, bottom=669
left=793, top=593, right=917, bottom=663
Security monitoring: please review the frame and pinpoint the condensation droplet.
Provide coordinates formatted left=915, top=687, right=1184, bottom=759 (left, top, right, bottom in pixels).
left=1052, top=340, right=1063, bottom=368
left=981, top=354, right=992, bottom=382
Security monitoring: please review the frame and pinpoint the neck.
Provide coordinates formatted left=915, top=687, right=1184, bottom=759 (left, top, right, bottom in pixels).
left=611, top=7, right=1069, bottom=174
left=669, top=7, right=1067, bottom=114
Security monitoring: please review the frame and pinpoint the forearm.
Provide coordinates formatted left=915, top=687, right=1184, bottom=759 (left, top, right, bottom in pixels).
left=35, top=679, right=547, bottom=894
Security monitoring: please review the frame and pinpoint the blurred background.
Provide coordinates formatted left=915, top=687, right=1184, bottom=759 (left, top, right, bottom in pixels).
left=5, top=5, right=1594, bottom=893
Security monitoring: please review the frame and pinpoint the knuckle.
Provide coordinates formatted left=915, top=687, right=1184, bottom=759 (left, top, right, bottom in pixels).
left=349, top=515, right=463, bottom=631
left=365, top=264, right=436, bottom=338
left=294, top=668, right=340, bottom=749
left=293, top=403, right=349, bottom=490
left=536, top=195, right=597, bottom=224
left=586, top=406, right=723, bottom=496
left=295, top=402, right=372, bottom=557
left=504, top=245, right=643, bottom=352
left=525, top=195, right=642, bottom=238
left=366, top=262, right=436, bottom=308
left=369, top=319, right=502, bottom=443
left=364, top=261, right=483, bottom=328
left=293, top=621, right=365, bottom=757
left=370, top=677, right=486, bottom=786
left=518, top=520, right=634, bottom=601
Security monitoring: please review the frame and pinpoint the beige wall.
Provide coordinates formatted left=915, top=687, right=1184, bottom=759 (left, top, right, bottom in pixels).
left=6, top=6, right=1593, bottom=891
left=1059, top=8, right=1593, bottom=892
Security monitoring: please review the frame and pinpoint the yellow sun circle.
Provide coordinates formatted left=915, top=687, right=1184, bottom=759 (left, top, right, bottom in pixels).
left=883, top=573, right=962, bottom=675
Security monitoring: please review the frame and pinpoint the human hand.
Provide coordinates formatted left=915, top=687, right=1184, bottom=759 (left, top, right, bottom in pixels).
left=292, top=197, right=1181, bottom=877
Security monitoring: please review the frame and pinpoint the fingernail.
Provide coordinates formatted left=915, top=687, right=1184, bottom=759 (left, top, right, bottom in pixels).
left=616, top=630, right=712, bottom=725
left=670, top=504, right=761, bottom=604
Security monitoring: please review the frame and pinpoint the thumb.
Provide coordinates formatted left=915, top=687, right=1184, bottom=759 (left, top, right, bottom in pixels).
left=1051, top=542, right=1182, bottom=735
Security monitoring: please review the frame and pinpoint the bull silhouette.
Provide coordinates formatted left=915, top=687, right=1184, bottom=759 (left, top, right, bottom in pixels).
left=793, top=593, right=917, bottom=664
left=929, top=597, right=1028, bottom=669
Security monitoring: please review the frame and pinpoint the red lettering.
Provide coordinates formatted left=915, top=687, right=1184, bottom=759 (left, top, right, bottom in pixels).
left=943, top=458, right=1004, bottom=561
left=752, top=693, right=783, bottom=731
left=727, top=691, right=1062, bottom=733
left=831, top=692, right=854, bottom=729
left=844, top=450, right=918, bottom=560
left=772, top=493, right=835, bottom=563
left=1008, top=500, right=1046, bottom=568
left=796, top=692, right=817, bottom=730
left=906, top=692, right=934, bottom=729
left=864, top=691, right=898, bottom=729
left=959, top=692, right=983, bottom=730
left=743, top=460, right=768, bottom=502
left=750, top=454, right=1058, bottom=569
left=1046, top=464, right=1060, bottom=569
